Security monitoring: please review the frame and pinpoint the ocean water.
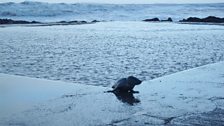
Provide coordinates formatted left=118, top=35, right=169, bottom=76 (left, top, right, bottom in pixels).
left=0, top=2, right=224, bottom=86
left=0, top=2, right=224, bottom=21
left=0, top=21, right=224, bottom=86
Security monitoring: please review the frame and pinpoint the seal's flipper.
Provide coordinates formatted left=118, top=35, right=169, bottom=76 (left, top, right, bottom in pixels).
left=104, top=90, right=114, bottom=93
left=129, top=90, right=139, bottom=93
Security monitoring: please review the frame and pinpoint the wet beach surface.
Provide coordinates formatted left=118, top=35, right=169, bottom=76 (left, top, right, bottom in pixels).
left=0, top=62, right=224, bottom=126
left=0, top=21, right=224, bottom=87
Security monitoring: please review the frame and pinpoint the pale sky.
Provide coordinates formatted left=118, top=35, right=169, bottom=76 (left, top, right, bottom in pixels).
left=0, top=0, right=224, bottom=4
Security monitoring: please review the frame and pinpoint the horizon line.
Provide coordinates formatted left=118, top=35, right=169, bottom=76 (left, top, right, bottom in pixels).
left=0, top=1, right=224, bottom=4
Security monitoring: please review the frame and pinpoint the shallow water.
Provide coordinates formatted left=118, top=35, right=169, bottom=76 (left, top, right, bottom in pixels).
left=0, top=21, right=224, bottom=86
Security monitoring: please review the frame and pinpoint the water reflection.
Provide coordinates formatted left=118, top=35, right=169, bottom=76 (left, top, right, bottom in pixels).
left=113, top=92, right=140, bottom=105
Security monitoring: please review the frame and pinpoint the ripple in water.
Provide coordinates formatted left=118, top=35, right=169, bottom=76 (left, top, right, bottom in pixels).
left=0, top=22, right=224, bottom=87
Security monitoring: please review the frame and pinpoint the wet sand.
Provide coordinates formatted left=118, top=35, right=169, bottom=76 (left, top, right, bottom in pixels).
left=0, top=61, right=224, bottom=125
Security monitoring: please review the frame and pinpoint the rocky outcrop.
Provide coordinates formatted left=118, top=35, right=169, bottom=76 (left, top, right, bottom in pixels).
left=56, top=20, right=88, bottom=25
left=143, top=18, right=160, bottom=22
left=0, top=18, right=40, bottom=24
left=143, top=17, right=173, bottom=22
left=179, top=16, right=224, bottom=23
left=161, top=17, right=173, bottom=22
left=91, top=20, right=100, bottom=23
left=0, top=19, right=99, bottom=26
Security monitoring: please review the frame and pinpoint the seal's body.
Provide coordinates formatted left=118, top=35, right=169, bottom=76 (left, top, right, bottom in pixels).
left=110, top=76, right=142, bottom=93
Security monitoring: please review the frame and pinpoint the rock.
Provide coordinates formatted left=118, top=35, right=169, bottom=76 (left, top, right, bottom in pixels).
left=143, top=17, right=173, bottom=22
left=167, top=17, right=173, bottom=22
left=0, top=19, right=13, bottom=24
left=161, top=17, right=173, bottom=22
left=0, top=19, right=90, bottom=25
left=143, top=18, right=160, bottom=22
left=91, top=20, right=100, bottom=23
left=57, top=21, right=67, bottom=23
left=67, top=20, right=87, bottom=24
left=31, top=21, right=40, bottom=24
left=80, top=21, right=87, bottom=23
left=0, top=18, right=40, bottom=24
left=179, top=16, right=224, bottom=23
left=180, top=17, right=202, bottom=22
left=0, top=19, right=28, bottom=24
left=203, top=16, right=224, bottom=23
left=67, top=20, right=78, bottom=23
left=53, top=20, right=89, bottom=25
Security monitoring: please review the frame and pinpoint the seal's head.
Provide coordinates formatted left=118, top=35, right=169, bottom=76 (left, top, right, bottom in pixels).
left=127, top=76, right=142, bottom=86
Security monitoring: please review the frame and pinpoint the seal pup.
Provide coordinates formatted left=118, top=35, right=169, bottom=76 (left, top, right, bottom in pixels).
left=107, top=76, right=142, bottom=93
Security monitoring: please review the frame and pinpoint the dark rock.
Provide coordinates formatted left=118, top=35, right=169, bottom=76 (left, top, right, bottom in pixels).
left=57, top=21, right=67, bottom=23
left=15, top=20, right=31, bottom=24
left=0, top=19, right=29, bottom=24
left=69, top=20, right=87, bottom=24
left=203, top=16, right=224, bottom=23
left=180, top=17, right=202, bottom=22
left=143, top=18, right=160, bottom=22
left=179, top=16, right=224, bottom=23
left=161, top=17, right=173, bottom=22
left=57, top=20, right=83, bottom=24
left=68, top=20, right=78, bottom=23
left=168, top=17, right=173, bottom=22
left=31, top=21, right=40, bottom=24
left=91, top=20, right=100, bottom=23
left=55, top=20, right=89, bottom=25
left=0, top=18, right=40, bottom=24
left=80, top=21, right=87, bottom=23
left=0, top=19, right=13, bottom=24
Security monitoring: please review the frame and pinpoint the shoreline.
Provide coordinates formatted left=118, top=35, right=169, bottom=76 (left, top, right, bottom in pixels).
left=1, top=16, right=224, bottom=27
